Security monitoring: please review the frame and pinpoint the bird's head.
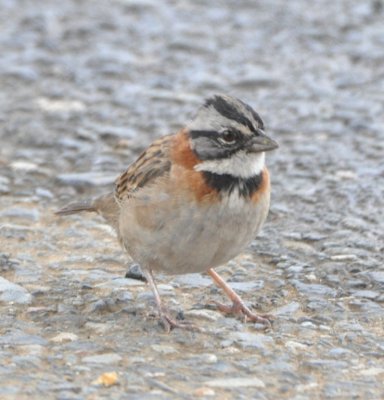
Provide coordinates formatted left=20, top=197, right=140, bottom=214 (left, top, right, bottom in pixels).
left=188, top=94, right=278, bottom=178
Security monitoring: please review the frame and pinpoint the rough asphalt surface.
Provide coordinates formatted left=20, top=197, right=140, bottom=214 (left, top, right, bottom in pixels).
left=1, top=0, right=383, bottom=399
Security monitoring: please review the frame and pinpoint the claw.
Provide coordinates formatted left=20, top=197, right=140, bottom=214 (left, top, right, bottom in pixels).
left=159, top=313, right=199, bottom=332
left=212, top=300, right=273, bottom=328
left=207, top=268, right=273, bottom=329
left=143, top=268, right=201, bottom=332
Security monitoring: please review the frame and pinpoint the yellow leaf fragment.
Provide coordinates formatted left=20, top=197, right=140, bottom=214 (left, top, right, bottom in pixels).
left=94, top=371, right=118, bottom=387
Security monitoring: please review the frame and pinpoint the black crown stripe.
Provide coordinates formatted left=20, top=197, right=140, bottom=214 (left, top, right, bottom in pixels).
left=205, top=96, right=263, bottom=133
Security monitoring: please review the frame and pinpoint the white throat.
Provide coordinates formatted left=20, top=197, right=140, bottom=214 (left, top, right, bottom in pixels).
left=194, top=151, right=265, bottom=178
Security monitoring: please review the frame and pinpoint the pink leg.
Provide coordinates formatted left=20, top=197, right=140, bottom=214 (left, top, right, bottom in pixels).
left=143, top=269, right=196, bottom=332
left=208, top=268, right=273, bottom=328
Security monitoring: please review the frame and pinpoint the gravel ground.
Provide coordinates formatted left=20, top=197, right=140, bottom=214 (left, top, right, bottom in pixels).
left=1, top=0, right=384, bottom=399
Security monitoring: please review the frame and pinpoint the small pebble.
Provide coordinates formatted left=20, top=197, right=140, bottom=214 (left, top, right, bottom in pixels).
left=194, top=387, right=216, bottom=397
left=50, top=332, right=79, bottom=343
left=151, top=345, right=178, bottom=355
left=205, top=377, right=265, bottom=389
left=82, top=353, right=122, bottom=365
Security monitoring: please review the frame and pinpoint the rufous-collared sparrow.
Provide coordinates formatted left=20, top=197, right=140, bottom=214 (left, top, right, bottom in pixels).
left=56, top=94, right=278, bottom=331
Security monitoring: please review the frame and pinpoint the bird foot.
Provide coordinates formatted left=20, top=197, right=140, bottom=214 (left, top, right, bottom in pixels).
left=158, top=312, right=199, bottom=333
left=212, top=300, right=273, bottom=329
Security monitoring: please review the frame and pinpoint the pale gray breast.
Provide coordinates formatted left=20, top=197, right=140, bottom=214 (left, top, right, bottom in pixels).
left=118, top=188, right=270, bottom=275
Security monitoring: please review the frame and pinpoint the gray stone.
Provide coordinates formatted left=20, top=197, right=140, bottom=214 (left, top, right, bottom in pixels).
left=228, top=280, right=264, bottom=293
left=125, top=263, right=146, bottom=281
left=274, top=301, right=301, bottom=316
left=184, top=309, right=221, bottom=321
left=304, top=359, right=350, bottom=370
left=82, top=353, right=122, bottom=364
left=87, top=298, right=117, bottom=313
left=328, top=348, right=352, bottom=358
left=35, top=187, right=54, bottom=199
left=0, top=254, right=20, bottom=271
left=50, top=332, right=79, bottom=343
left=0, top=207, right=40, bottom=221
left=229, top=332, right=274, bottom=351
left=0, top=277, right=32, bottom=304
left=369, top=272, right=384, bottom=284
left=56, top=172, right=116, bottom=187
left=205, top=377, right=265, bottom=388
left=291, top=281, right=337, bottom=297
left=171, top=273, right=212, bottom=288
left=188, top=353, right=218, bottom=364
left=0, top=176, right=10, bottom=194
left=150, top=345, right=178, bottom=354
left=117, top=291, right=134, bottom=302
left=352, top=290, right=379, bottom=300
left=0, top=331, right=47, bottom=346
left=108, top=277, right=145, bottom=287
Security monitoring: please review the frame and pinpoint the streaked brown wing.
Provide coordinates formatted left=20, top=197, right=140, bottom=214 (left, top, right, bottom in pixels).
left=115, top=135, right=172, bottom=202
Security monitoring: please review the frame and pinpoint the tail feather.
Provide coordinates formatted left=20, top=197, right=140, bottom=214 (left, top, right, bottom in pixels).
left=55, top=193, right=118, bottom=230
left=55, top=200, right=97, bottom=216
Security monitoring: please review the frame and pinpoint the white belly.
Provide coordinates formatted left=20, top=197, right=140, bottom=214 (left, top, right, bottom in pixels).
left=119, top=190, right=270, bottom=275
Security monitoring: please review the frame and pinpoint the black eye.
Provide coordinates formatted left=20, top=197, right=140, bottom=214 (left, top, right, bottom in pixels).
left=220, top=130, right=237, bottom=144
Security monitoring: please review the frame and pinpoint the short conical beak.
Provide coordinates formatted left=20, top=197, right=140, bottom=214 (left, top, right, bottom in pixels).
left=248, top=129, right=279, bottom=153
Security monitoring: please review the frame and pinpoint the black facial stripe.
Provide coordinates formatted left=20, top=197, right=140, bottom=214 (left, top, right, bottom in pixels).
left=189, top=130, right=246, bottom=160
left=189, top=130, right=218, bottom=140
left=190, top=128, right=243, bottom=143
left=205, top=96, right=262, bottom=133
left=203, top=171, right=263, bottom=198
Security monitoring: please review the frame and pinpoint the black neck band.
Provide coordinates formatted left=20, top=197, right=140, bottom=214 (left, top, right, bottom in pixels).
left=203, top=171, right=263, bottom=197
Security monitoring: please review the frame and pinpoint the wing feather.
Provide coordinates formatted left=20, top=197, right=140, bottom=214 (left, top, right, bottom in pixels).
left=115, top=135, right=172, bottom=202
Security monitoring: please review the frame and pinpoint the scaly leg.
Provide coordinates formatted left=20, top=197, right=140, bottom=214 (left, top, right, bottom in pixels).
left=208, top=268, right=273, bottom=328
left=143, top=268, right=196, bottom=332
